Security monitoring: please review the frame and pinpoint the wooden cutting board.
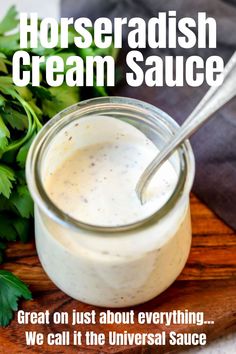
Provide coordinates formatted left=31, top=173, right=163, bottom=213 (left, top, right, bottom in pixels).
left=0, top=194, right=236, bottom=353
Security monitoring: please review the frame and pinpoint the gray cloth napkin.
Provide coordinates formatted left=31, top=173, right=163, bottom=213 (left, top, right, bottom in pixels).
left=62, top=0, right=236, bottom=230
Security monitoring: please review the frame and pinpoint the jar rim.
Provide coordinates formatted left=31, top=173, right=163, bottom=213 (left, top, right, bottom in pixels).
left=26, top=96, right=195, bottom=233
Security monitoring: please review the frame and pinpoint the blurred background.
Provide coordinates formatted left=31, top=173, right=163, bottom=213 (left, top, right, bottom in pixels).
left=0, top=0, right=60, bottom=18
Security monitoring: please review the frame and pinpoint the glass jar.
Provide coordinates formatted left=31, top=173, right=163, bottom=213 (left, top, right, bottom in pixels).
left=26, top=96, right=195, bottom=307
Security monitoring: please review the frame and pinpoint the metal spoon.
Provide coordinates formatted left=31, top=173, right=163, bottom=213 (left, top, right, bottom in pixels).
left=136, top=51, right=236, bottom=204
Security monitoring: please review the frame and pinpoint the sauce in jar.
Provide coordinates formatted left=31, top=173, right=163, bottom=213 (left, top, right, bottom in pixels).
left=26, top=97, right=195, bottom=307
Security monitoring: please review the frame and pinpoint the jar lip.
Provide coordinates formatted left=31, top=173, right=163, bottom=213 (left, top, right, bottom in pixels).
left=26, top=96, right=195, bottom=233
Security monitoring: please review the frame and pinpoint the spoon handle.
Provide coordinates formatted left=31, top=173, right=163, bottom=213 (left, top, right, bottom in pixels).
left=137, top=51, right=236, bottom=203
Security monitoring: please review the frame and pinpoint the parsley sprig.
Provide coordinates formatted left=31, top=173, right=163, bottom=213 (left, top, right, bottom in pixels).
left=0, top=270, right=32, bottom=326
left=0, top=6, right=117, bottom=326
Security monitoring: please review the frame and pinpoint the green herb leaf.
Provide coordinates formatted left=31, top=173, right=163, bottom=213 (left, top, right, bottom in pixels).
left=0, top=164, right=15, bottom=198
left=0, top=94, right=6, bottom=107
left=15, top=86, right=33, bottom=102
left=0, top=57, right=8, bottom=74
left=0, top=33, right=20, bottom=54
left=16, top=133, right=36, bottom=168
left=1, top=105, right=28, bottom=131
left=28, top=100, right=42, bottom=118
left=30, top=86, right=53, bottom=101
left=15, top=170, right=26, bottom=186
left=0, top=270, right=32, bottom=326
left=0, top=6, right=18, bottom=35
left=0, top=76, right=14, bottom=94
left=0, top=114, right=10, bottom=151
left=13, top=217, right=30, bottom=243
left=93, top=85, right=108, bottom=97
left=10, top=185, right=33, bottom=219
left=42, top=84, right=80, bottom=118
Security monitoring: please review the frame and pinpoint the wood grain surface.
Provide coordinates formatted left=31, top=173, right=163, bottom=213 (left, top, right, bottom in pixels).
left=0, top=194, right=236, bottom=353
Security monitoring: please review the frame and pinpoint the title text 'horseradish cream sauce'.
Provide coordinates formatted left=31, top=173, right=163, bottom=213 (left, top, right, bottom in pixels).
left=26, top=97, right=195, bottom=307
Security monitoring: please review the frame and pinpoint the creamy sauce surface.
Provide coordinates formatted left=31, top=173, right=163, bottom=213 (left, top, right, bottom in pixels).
left=45, top=116, right=178, bottom=226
